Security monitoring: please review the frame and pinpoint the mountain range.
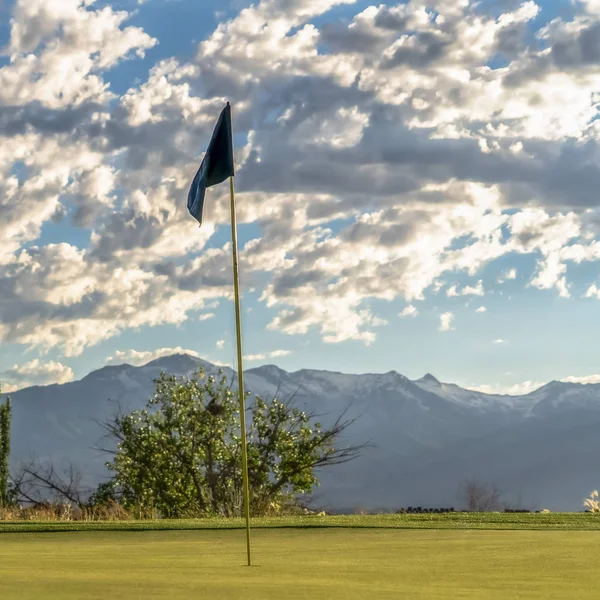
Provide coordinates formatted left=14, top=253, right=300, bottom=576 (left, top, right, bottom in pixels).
left=6, top=354, right=600, bottom=511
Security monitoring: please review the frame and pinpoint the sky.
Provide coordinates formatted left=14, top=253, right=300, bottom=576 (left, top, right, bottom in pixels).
left=1, top=0, right=600, bottom=394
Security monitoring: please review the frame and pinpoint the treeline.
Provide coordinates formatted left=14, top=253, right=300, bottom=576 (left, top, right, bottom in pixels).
left=0, top=370, right=366, bottom=518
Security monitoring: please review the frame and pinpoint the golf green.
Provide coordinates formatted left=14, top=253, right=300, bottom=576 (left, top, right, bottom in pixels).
left=1, top=528, right=598, bottom=599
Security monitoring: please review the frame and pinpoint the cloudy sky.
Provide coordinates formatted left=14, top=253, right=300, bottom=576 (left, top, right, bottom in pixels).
left=1, top=0, right=600, bottom=393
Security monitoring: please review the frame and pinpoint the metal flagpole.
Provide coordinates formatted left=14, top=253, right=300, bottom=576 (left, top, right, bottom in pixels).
left=228, top=173, right=252, bottom=567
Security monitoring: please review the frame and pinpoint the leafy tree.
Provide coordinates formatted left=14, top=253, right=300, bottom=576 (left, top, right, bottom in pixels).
left=98, top=369, right=364, bottom=517
left=0, top=389, right=11, bottom=507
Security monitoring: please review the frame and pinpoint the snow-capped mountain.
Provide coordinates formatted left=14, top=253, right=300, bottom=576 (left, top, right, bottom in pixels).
left=6, top=354, right=600, bottom=511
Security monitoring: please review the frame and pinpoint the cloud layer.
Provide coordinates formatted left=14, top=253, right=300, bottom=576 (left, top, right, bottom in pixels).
left=1, top=0, right=600, bottom=380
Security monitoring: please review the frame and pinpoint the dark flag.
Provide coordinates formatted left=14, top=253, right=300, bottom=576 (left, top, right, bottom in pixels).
left=185, top=102, right=252, bottom=566
left=187, top=103, right=235, bottom=226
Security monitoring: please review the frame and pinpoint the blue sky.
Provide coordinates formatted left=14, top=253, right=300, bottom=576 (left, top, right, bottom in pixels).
left=1, top=0, right=600, bottom=394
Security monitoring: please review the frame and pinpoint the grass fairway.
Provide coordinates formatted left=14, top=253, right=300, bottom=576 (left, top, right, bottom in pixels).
left=1, top=528, right=599, bottom=599
left=1, top=512, right=600, bottom=532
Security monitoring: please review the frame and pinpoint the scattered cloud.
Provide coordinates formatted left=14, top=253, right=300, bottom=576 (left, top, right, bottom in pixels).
left=585, top=284, right=600, bottom=299
left=1, top=359, right=74, bottom=392
left=447, top=280, right=485, bottom=297
left=561, top=374, right=600, bottom=385
left=244, top=349, right=292, bottom=362
left=476, top=306, right=487, bottom=313
left=468, top=372, right=600, bottom=395
left=1, top=0, right=600, bottom=364
left=106, top=347, right=200, bottom=366
left=216, top=339, right=225, bottom=350
left=439, top=312, right=454, bottom=332
left=466, top=380, right=545, bottom=396
left=210, top=359, right=234, bottom=368
left=498, top=268, right=517, bottom=283
left=493, top=339, right=506, bottom=344
left=400, top=304, right=419, bottom=317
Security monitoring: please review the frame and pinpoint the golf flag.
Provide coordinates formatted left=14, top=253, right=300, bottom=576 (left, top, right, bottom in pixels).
left=187, top=103, right=235, bottom=225
left=186, top=102, right=253, bottom=566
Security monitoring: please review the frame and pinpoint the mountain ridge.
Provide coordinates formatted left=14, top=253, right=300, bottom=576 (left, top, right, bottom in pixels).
left=8, top=352, right=594, bottom=400
left=5, top=353, right=600, bottom=511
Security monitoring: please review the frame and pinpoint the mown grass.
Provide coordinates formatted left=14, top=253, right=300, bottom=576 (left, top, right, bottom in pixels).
left=0, top=512, right=599, bottom=533
left=1, top=528, right=600, bottom=599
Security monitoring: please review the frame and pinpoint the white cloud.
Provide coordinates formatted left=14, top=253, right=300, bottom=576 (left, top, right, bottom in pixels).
left=294, top=106, right=370, bottom=149
left=585, top=284, right=600, bottom=299
left=493, top=338, right=506, bottom=344
left=0, top=242, right=226, bottom=356
left=400, top=304, right=419, bottom=317
left=475, top=306, right=487, bottom=313
left=211, top=359, right=233, bottom=368
left=468, top=372, right=600, bottom=395
left=447, top=280, right=485, bottom=297
left=106, top=347, right=200, bottom=366
left=466, top=380, right=545, bottom=396
left=216, top=339, right=225, bottom=350
left=1, top=359, right=74, bottom=392
left=3, top=0, right=157, bottom=108
left=431, top=280, right=444, bottom=294
left=561, top=374, right=600, bottom=385
left=498, top=268, right=517, bottom=283
left=581, top=0, right=600, bottom=14
left=243, top=349, right=292, bottom=361
left=439, top=312, right=455, bottom=332
left=244, top=354, right=267, bottom=361
left=2, top=0, right=600, bottom=361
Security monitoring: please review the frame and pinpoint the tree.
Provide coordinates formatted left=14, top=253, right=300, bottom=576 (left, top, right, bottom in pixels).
left=0, top=389, right=11, bottom=507
left=460, top=478, right=503, bottom=512
left=10, top=459, right=88, bottom=508
left=98, top=369, right=365, bottom=517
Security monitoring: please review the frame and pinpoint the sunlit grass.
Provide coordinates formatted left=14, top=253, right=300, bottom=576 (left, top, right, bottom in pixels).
left=1, top=528, right=600, bottom=599
left=1, top=512, right=599, bottom=533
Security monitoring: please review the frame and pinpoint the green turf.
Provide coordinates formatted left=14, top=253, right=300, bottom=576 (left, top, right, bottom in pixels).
left=1, top=528, right=599, bottom=599
left=1, top=512, right=599, bottom=533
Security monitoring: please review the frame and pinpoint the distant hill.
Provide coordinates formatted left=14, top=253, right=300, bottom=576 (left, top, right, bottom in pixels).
left=7, top=354, right=600, bottom=511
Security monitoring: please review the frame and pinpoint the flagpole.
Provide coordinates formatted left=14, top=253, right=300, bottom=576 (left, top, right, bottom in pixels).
left=229, top=173, right=252, bottom=567
left=187, top=100, right=251, bottom=565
